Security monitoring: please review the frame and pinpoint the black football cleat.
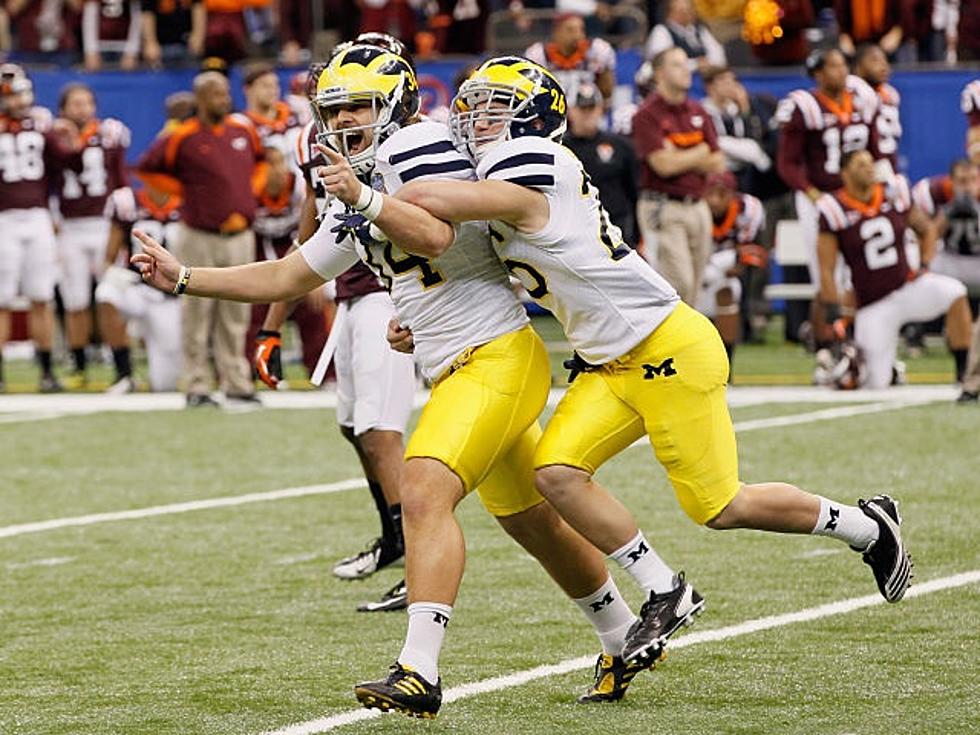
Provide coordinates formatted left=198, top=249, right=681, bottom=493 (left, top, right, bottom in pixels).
left=856, top=495, right=912, bottom=603
left=622, top=573, right=704, bottom=663
left=333, top=537, right=403, bottom=580
left=354, top=662, right=441, bottom=719
left=956, top=390, right=978, bottom=404
left=577, top=650, right=662, bottom=703
left=357, top=578, right=407, bottom=613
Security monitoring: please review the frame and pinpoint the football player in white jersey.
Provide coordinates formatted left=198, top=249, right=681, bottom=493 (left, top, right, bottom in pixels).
left=132, top=46, right=660, bottom=717
left=383, top=56, right=914, bottom=665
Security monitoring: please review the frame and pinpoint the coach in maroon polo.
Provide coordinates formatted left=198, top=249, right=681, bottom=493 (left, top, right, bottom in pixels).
left=633, top=46, right=725, bottom=305
left=138, top=71, right=264, bottom=407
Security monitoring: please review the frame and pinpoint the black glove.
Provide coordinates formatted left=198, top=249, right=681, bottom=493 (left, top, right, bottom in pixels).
left=562, top=352, right=596, bottom=384
left=330, top=209, right=377, bottom=248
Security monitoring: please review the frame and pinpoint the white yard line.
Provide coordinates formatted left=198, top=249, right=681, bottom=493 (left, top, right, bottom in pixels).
left=622, top=399, right=933, bottom=450
left=261, top=570, right=980, bottom=735
left=0, top=385, right=957, bottom=424
left=5, top=555, right=76, bottom=570
left=0, top=480, right=366, bottom=540
left=0, top=398, right=942, bottom=541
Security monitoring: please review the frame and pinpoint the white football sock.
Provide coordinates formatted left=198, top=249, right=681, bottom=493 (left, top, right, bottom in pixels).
left=573, top=574, right=639, bottom=656
left=812, top=496, right=879, bottom=550
left=398, top=602, right=452, bottom=684
left=609, top=531, right=676, bottom=595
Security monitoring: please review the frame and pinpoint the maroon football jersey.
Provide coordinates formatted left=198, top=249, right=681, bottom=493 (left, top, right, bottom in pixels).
left=56, top=117, right=130, bottom=218
left=294, top=121, right=384, bottom=303
left=106, top=186, right=181, bottom=272
left=87, top=0, right=136, bottom=42
left=777, top=88, right=877, bottom=193
left=711, top=192, right=764, bottom=251
left=245, top=100, right=303, bottom=159
left=817, top=178, right=913, bottom=307
left=0, top=108, right=81, bottom=212
left=911, top=174, right=953, bottom=217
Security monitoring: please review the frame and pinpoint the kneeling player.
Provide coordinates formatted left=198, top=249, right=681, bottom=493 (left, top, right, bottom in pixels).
left=816, top=150, right=972, bottom=389
left=699, top=171, right=767, bottom=367
left=96, top=185, right=182, bottom=391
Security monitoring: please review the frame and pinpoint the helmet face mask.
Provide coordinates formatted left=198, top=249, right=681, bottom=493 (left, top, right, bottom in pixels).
left=312, top=44, right=418, bottom=178
left=449, top=56, right=567, bottom=161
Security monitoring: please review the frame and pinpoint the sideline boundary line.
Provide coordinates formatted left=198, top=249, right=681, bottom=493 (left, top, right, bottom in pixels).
left=261, top=570, right=980, bottom=734
left=0, top=399, right=938, bottom=541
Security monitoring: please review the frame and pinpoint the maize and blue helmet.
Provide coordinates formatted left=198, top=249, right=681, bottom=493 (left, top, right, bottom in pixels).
left=312, top=44, right=419, bottom=177
left=450, top=56, right=567, bottom=160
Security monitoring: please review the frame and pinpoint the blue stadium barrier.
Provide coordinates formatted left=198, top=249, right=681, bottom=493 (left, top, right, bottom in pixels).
left=27, top=57, right=977, bottom=183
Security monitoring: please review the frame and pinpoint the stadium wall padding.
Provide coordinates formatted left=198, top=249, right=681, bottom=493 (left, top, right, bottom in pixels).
left=27, top=54, right=977, bottom=183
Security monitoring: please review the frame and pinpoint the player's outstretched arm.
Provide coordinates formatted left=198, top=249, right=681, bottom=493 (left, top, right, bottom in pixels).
left=131, top=230, right=325, bottom=304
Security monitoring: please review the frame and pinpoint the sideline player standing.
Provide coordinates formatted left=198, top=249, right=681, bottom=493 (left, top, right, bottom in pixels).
left=0, top=65, right=81, bottom=393
left=777, top=48, right=880, bottom=341
left=54, top=82, right=130, bottom=388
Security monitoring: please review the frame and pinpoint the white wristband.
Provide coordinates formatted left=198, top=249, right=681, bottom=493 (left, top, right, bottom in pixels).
left=353, top=182, right=374, bottom=211
left=359, top=189, right=384, bottom=221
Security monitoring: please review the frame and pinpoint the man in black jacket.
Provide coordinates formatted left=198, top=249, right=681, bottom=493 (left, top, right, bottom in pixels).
left=564, top=84, right=640, bottom=248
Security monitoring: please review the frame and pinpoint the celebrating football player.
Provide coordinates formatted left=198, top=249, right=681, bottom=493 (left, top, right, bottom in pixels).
left=373, top=55, right=913, bottom=672
left=257, top=35, right=413, bottom=612
left=132, top=45, right=658, bottom=717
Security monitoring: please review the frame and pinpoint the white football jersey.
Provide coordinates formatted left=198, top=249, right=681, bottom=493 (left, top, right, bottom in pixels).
left=476, top=137, right=679, bottom=365
left=302, top=121, right=528, bottom=380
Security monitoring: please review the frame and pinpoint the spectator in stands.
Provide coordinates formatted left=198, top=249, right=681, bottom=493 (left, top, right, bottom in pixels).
left=358, top=0, right=418, bottom=54
left=745, top=0, right=814, bottom=66
left=203, top=0, right=250, bottom=62
left=4, top=0, right=81, bottom=62
left=137, top=71, right=263, bottom=407
left=425, top=0, right=489, bottom=55
left=82, top=0, right=140, bottom=69
left=525, top=12, right=616, bottom=103
left=279, top=0, right=359, bottom=66
left=645, top=0, right=726, bottom=72
left=834, top=0, right=904, bottom=58
left=633, top=46, right=725, bottom=304
left=564, top=83, right=639, bottom=248
left=956, top=0, right=980, bottom=62
left=141, top=0, right=205, bottom=67
left=701, top=66, right=772, bottom=186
